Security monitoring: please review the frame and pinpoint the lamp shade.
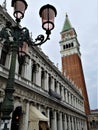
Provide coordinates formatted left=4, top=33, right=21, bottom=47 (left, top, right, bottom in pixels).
left=39, top=4, right=57, bottom=31
left=12, top=0, right=28, bottom=20
left=19, top=41, right=28, bottom=56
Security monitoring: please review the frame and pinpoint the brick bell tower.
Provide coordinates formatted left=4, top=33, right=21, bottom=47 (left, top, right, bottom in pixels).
left=59, top=14, right=90, bottom=115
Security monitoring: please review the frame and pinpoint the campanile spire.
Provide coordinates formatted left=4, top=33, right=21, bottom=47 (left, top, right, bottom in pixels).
left=62, top=13, right=72, bottom=32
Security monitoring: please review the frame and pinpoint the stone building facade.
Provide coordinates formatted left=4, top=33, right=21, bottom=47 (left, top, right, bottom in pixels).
left=88, top=110, right=98, bottom=130
left=0, top=5, right=88, bottom=130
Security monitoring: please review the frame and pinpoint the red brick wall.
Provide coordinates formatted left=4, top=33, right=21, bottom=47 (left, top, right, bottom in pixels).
left=62, top=54, right=90, bottom=114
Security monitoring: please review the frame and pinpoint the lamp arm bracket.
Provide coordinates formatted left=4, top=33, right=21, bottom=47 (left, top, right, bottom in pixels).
left=31, top=30, right=51, bottom=46
left=0, top=22, right=51, bottom=48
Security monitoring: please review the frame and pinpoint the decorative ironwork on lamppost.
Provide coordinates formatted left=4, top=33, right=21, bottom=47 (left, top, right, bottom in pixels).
left=0, top=0, right=57, bottom=130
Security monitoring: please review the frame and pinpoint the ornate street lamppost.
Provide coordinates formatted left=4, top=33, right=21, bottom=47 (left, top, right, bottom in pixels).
left=0, top=0, right=57, bottom=130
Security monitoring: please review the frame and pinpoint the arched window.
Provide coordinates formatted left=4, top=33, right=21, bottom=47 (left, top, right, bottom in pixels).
left=18, top=55, right=25, bottom=75
left=48, top=74, right=52, bottom=90
left=31, top=61, right=37, bottom=83
left=11, top=106, right=22, bottom=130
left=92, top=120, right=96, bottom=128
left=59, top=84, right=62, bottom=96
left=90, top=122, right=92, bottom=128
left=68, top=43, right=71, bottom=48
left=71, top=42, right=74, bottom=47
left=66, top=44, right=68, bottom=49
left=41, top=68, right=46, bottom=89
left=54, top=80, right=57, bottom=92
left=63, top=45, right=66, bottom=49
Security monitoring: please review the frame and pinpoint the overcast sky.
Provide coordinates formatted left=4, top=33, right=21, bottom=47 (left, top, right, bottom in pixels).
left=0, top=0, right=98, bottom=110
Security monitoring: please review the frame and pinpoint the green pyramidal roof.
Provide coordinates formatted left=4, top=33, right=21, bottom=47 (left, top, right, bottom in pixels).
left=62, top=14, right=72, bottom=32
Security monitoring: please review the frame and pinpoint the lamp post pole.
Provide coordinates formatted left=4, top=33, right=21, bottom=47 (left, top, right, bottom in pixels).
left=0, top=0, right=57, bottom=130
left=1, top=44, right=17, bottom=130
left=1, top=22, right=23, bottom=130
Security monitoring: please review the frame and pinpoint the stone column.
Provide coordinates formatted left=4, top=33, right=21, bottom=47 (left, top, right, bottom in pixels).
left=57, top=82, right=60, bottom=95
left=73, top=96, right=75, bottom=107
left=84, top=120, right=87, bottom=130
left=77, top=100, right=79, bottom=109
left=70, top=116, right=72, bottom=130
left=57, top=112, right=63, bottom=130
left=80, top=120, right=82, bottom=130
left=24, top=58, right=32, bottom=80
left=80, top=102, right=81, bottom=111
left=15, top=55, right=19, bottom=73
left=79, top=100, right=80, bottom=110
left=76, top=98, right=78, bottom=108
left=75, top=118, right=78, bottom=130
left=77, top=119, right=80, bottom=130
left=61, top=86, right=64, bottom=101
left=76, top=118, right=79, bottom=130
left=62, top=114, right=67, bottom=130
left=36, top=65, right=41, bottom=86
left=79, top=119, right=81, bottom=130
left=51, top=110, right=57, bottom=130
left=74, top=97, right=77, bottom=108
left=81, top=120, right=84, bottom=130
left=73, top=117, right=76, bottom=130
left=46, top=107, right=50, bottom=127
left=69, top=93, right=71, bottom=104
left=68, top=115, right=71, bottom=130
left=71, top=116, right=74, bottom=130
left=24, top=101, right=29, bottom=130
left=23, top=63, right=27, bottom=78
left=65, top=89, right=68, bottom=103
